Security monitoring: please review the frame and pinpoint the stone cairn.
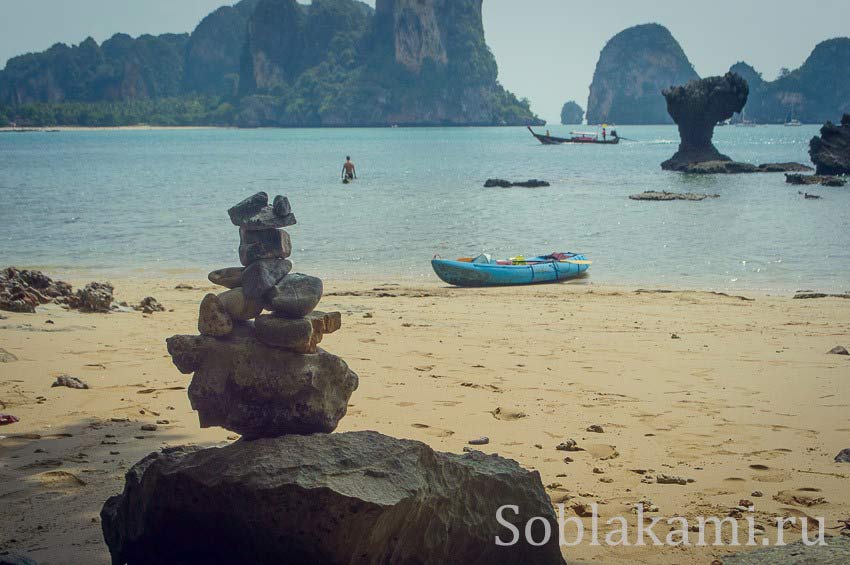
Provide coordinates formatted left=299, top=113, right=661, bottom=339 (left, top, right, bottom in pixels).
left=168, top=191, right=357, bottom=438
left=101, top=193, right=563, bottom=564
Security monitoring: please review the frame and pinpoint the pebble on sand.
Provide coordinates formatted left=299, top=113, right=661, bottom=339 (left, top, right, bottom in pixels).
left=52, top=375, right=89, bottom=390
left=836, top=449, right=850, bottom=463
left=827, top=345, right=849, bottom=355
left=586, top=425, right=604, bottom=433
left=556, top=439, right=582, bottom=452
left=468, top=437, right=489, bottom=446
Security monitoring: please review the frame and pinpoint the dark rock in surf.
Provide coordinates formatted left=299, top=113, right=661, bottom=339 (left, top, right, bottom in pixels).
left=166, top=331, right=357, bottom=437
left=661, top=73, right=749, bottom=171
left=101, top=431, right=564, bottom=564
left=484, top=178, right=550, bottom=188
left=263, top=273, right=323, bottom=317
left=810, top=114, right=850, bottom=175
left=241, top=258, right=292, bottom=300
left=786, top=173, right=846, bottom=187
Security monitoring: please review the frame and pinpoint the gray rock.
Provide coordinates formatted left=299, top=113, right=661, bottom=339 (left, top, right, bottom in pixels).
left=0, top=551, right=38, bottom=565
left=810, top=114, right=850, bottom=176
left=52, top=375, right=89, bottom=389
left=217, top=288, right=263, bottom=322
left=0, top=347, right=17, bottom=363
left=263, top=273, right=323, bottom=317
left=272, top=195, right=291, bottom=218
left=254, top=311, right=340, bottom=354
left=656, top=474, right=688, bottom=485
left=101, top=431, right=564, bottom=565
left=238, top=228, right=292, bottom=266
left=827, top=346, right=849, bottom=355
left=836, top=449, right=850, bottom=463
left=723, top=535, right=850, bottom=564
left=208, top=267, right=244, bottom=289
left=629, top=191, right=719, bottom=201
left=227, top=191, right=268, bottom=226
left=70, top=282, right=114, bottom=313
left=241, top=258, right=292, bottom=300
left=197, top=294, right=233, bottom=337
left=166, top=330, right=356, bottom=438
left=786, top=173, right=846, bottom=187
left=134, top=297, right=165, bottom=314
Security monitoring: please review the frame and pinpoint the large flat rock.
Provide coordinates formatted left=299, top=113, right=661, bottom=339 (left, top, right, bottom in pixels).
left=166, top=330, right=357, bottom=438
left=102, top=431, right=565, bottom=564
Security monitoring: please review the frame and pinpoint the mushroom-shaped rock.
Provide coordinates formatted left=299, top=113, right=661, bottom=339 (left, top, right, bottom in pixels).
left=166, top=330, right=357, bottom=438
left=661, top=72, right=749, bottom=171
left=101, top=431, right=565, bottom=565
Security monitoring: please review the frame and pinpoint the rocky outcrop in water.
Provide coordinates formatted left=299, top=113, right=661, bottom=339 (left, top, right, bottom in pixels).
left=661, top=73, right=749, bottom=171
left=560, top=100, right=584, bottom=124
left=484, top=178, right=550, bottom=188
left=103, top=192, right=561, bottom=563
left=586, top=24, right=699, bottom=125
left=786, top=173, right=847, bottom=187
left=629, top=191, right=719, bottom=201
left=102, top=432, right=564, bottom=564
left=810, top=114, right=850, bottom=175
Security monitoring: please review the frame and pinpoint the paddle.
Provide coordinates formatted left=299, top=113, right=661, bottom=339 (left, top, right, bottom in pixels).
left=559, top=259, right=593, bottom=265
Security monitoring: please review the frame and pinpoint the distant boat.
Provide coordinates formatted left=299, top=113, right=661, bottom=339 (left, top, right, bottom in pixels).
left=431, top=252, right=591, bottom=287
left=528, top=126, right=619, bottom=145
left=784, top=119, right=802, bottom=127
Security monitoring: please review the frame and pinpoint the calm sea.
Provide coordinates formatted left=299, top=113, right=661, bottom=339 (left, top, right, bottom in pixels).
left=0, top=125, right=847, bottom=292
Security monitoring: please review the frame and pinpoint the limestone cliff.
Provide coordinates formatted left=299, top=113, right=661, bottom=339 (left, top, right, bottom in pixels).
left=0, top=33, right=188, bottom=105
left=732, top=38, right=850, bottom=124
left=183, top=0, right=260, bottom=96
left=586, top=23, right=699, bottom=125
left=560, top=100, right=584, bottom=124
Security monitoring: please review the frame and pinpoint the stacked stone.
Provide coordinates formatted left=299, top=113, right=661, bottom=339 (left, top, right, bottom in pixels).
left=166, top=192, right=358, bottom=439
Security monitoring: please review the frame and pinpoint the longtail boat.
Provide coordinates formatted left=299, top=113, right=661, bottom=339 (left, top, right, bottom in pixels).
left=528, top=126, right=620, bottom=145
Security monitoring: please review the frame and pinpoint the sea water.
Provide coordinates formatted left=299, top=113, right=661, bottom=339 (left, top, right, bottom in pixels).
left=0, top=125, right=847, bottom=292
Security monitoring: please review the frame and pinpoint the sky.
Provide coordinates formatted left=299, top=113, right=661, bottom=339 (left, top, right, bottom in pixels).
left=2, top=0, right=849, bottom=123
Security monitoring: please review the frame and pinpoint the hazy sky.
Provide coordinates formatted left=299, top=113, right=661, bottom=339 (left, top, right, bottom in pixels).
left=2, top=0, right=849, bottom=122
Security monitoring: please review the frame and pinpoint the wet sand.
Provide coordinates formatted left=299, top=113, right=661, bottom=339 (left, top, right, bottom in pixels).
left=0, top=277, right=848, bottom=563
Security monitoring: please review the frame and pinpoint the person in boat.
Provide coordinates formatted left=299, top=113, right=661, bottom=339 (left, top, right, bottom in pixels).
left=546, top=129, right=551, bottom=137
left=611, top=129, right=619, bottom=140
left=602, top=126, right=607, bottom=142
left=341, top=156, right=357, bottom=182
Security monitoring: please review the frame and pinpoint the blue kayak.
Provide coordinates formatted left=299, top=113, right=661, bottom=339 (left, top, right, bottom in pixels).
left=431, top=253, right=591, bottom=287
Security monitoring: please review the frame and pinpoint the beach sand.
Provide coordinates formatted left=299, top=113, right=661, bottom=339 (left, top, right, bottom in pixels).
left=0, top=277, right=848, bottom=563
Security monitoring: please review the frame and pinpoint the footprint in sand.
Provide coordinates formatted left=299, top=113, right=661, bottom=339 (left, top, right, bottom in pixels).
left=491, top=407, right=527, bottom=421
left=38, top=470, right=86, bottom=489
left=749, top=464, right=791, bottom=483
left=411, top=423, right=454, bottom=438
left=774, top=487, right=827, bottom=507
left=585, top=444, right=619, bottom=460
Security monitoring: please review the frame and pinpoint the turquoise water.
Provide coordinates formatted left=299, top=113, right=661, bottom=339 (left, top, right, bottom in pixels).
left=0, top=125, right=847, bottom=292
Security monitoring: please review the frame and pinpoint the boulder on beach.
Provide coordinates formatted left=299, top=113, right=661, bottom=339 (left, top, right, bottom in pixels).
left=69, top=281, right=115, bottom=313
left=810, top=114, right=850, bottom=175
left=166, top=329, right=357, bottom=438
left=101, top=431, right=565, bottom=565
left=661, top=72, right=749, bottom=171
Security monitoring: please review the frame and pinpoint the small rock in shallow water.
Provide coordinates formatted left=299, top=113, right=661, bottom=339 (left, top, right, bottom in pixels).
left=828, top=346, right=849, bottom=355
left=197, top=294, right=233, bottom=337
left=468, top=437, right=489, bottom=446
left=836, top=449, right=850, bottom=463
left=52, top=375, right=89, bottom=389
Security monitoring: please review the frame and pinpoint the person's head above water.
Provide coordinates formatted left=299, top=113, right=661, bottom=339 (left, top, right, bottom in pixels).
left=346, top=156, right=351, bottom=161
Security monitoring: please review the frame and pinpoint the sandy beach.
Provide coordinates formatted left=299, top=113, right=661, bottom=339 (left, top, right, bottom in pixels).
left=1, top=276, right=848, bottom=563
